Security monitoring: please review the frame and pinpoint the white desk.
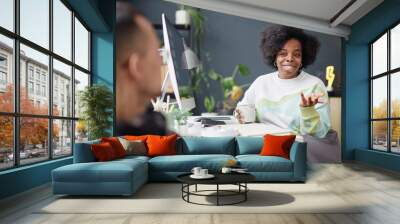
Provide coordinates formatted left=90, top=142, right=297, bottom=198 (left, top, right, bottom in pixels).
left=177, top=116, right=303, bottom=141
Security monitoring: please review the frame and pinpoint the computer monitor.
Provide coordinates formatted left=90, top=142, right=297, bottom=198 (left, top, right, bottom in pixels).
left=161, top=13, right=194, bottom=111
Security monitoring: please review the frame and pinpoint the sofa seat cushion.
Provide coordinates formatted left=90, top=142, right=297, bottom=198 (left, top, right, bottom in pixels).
left=149, top=154, right=235, bottom=172
left=236, top=155, right=293, bottom=172
left=53, top=159, right=147, bottom=183
left=116, top=155, right=150, bottom=163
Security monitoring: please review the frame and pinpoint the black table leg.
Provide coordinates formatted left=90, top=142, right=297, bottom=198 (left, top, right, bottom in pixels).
left=245, top=183, right=247, bottom=201
left=188, top=184, right=190, bottom=202
left=217, top=184, right=219, bottom=206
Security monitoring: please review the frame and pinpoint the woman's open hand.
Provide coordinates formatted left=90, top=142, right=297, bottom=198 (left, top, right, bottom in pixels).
left=300, top=92, right=325, bottom=107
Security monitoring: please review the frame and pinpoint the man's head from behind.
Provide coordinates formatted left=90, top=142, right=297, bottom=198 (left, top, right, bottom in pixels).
left=116, top=2, right=162, bottom=123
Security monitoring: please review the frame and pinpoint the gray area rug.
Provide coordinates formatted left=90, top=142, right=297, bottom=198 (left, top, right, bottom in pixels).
left=38, top=183, right=362, bottom=214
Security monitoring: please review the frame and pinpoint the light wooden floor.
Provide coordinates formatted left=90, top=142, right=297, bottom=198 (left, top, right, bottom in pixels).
left=1, top=162, right=400, bottom=224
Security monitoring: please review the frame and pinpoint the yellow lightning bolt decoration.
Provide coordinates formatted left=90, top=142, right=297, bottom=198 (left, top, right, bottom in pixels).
left=326, top=65, right=335, bottom=92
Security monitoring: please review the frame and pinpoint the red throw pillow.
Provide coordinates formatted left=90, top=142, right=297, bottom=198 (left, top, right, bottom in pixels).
left=101, top=137, right=126, bottom=158
left=146, top=134, right=178, bottom=157
left=260, top=134, right=296, bottom=159
left=91, top=142, right=117, bottom=161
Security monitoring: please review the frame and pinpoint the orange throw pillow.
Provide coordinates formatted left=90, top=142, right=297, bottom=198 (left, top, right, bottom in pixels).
left=124, top=135, right=148, bottom=142
left=260, top=134, right=296, bottom=159
left=146, top=134, right=178, bottom=157
left=91, top=142, right=117, bottom=162
left=101, top=137, right=126, bottom=158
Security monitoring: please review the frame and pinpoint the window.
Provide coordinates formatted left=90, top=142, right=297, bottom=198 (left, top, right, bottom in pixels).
left=0, top=71, right=6, bottom=85
left=42, top=85, right=46, bottom=97
left=35, top=83, right=40, bottom=95
left=28, top=67, right=34, bottom=80
left=35, top=70, right=41, bottom=81
left=74, top=69, right=89, bottom=118
left=28, top=81, right=34, bottom=94
left=75, top=17, right=89, bottom=70
left=0, top=55, right=7, bottom=67
left=0, top=0, right=91, bottom=170
left=20, top=0, right=49, bottom=49
left=53, top=59, right=72, bottom=117
left=53, top=0, right=72, bottom=60
left=0, top=0, right=14, bottom=32
left=371, top=23, right=400, bottom=154
left=0, top=54, right=7, bottom=87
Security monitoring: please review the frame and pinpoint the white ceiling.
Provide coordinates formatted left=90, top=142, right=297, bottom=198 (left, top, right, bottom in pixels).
left=164, top=0, right=384, bottom=38
left=226, top=0, right=353, bottom=22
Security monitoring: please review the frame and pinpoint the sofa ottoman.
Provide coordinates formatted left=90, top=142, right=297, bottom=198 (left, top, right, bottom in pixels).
left=52, top=153, right=149, bottom=195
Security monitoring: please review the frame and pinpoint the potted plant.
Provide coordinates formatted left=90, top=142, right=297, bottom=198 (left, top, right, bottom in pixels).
left=175, top=6, right=210, bottom=114
left=208, top=64, right=251, bottom=114
left=175, top=5, right=191, bottom=26
left=79, top=84, right=113, bottom=140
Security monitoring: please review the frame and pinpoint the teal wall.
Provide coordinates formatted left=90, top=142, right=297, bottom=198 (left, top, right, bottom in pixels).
left=91, top=0, right=115, bottom=135
left=345, top=0, right=400, bottom=170
left=0, top=158, right=72, bottom=199
left=92, top=32, right=114, bottom=91
left=0, top=0, right=115, bottom=200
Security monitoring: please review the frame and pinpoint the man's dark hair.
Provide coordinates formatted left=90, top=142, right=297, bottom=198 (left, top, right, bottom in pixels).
left=260, top=25, right=320, bottom=69
left=116, top=2, right=145, bottom=62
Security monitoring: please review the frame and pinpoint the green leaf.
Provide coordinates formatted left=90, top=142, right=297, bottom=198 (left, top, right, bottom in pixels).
left=208, top=69, right=222, bottom=81
left=179, top=85, right=192, bottom=98
left=204, top=96, right=215, bottom=112
left=222, top=77, right=235, bottom=91
left=237, top=64, right=250, bottom=76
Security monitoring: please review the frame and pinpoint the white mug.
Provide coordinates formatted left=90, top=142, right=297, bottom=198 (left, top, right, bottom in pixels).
left=200, top=169, right=208, bottom=176
left=221, top=167, right=232, bottom=174
left=235, top=104, right=256, bottom=123
left=191, top=167, right=202, bottom=176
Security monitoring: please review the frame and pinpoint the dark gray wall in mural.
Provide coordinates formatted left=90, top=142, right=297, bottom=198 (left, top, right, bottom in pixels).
left=129, top=0, right=342, bottom=114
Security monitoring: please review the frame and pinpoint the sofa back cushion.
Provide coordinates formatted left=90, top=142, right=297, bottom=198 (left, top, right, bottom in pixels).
left=260, top=134, right=296, bottom=159
left=147, top=134, right=178, bottom=157
left=124, top=135, right=148, bottom=142
left=118, top=137, right=147, bottom=156
left=101, top=137, right=127, bottom=158
left=178, top=137, right=236, bottom=155
left=73, top=139, right=100, bottom=163
left=91, top=142, right=119, bottom=161
left=236, top=136, right=263, bottom=155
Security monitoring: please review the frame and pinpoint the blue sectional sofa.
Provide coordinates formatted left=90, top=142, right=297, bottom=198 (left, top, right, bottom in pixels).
left=52, top=136, right=307, bottom=196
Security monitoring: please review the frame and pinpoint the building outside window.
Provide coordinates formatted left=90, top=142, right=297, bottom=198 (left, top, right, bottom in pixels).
left=370, top=23, right=400, bottom=154
left=0, top=0, right=91, bottom=170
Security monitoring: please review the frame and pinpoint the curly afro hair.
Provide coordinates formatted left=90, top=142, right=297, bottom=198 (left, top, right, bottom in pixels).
left=260, top=25, right=320, bottom=69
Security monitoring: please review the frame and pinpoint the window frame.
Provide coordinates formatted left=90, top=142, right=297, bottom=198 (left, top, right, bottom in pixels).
left=0, top=0, right=92, bottom=171
left=370, top=20, right=400, bottom=154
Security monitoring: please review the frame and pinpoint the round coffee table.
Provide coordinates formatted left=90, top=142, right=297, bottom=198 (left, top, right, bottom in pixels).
left=177, top=173, right=255, bottom=206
